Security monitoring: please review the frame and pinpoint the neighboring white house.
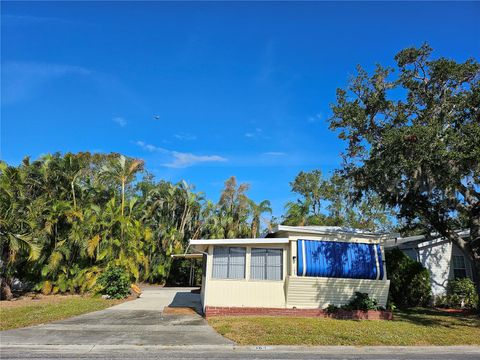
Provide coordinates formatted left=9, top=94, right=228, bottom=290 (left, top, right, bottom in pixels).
left=189, top=225, right=393, bottom=313
left=384, top=230, right=476, bottom=297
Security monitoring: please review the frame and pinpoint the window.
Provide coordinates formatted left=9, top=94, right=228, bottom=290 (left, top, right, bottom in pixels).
left=212, top=247, right=246, bottom=279
left=403, top=248, right=418, bottom=262
left=453, top=255, right=467, bottom=279
left=250, top=248, right=283, bottom=280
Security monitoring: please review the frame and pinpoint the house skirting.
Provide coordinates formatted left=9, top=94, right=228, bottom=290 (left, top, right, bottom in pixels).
left=204, top=306, right=393, bottom=320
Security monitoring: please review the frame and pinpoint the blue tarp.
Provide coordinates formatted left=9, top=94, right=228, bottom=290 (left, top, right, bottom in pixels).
left=297, top=239, right=383, bottom=280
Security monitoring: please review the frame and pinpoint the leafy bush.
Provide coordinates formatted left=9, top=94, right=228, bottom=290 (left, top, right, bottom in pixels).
left=445, top=278, right=479, bottom=309
left=386, top=301, right=397, bottom=311
left=97, top=267, right=131, bottom=299
left=385, top=248, right=431, bottom=308
left=341, top=292, right=379, bottom=311
left=434, top=294, right=449, bottom=308
left=325, top=304, right=339, bottom=314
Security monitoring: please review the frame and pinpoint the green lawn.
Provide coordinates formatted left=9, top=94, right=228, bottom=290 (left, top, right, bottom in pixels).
left=0, top=295, right=124, bottom=331
left=208, top=308, right=480, bottom=346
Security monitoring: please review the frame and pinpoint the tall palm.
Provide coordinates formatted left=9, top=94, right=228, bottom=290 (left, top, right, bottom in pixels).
left=249, top=200, right=272, bottom=238
left=283, top=199, right=311, bottom=226
left=99, top=155, right=144, bottom=216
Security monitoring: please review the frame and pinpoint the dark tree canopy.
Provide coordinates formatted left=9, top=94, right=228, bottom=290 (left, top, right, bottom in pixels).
left=329, top=44, right=480, bottom=291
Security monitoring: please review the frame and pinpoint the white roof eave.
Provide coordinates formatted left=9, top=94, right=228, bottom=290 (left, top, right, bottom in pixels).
left=272, top=225, right=398, bottom=239
left=189, top=238, right=290, bottom=246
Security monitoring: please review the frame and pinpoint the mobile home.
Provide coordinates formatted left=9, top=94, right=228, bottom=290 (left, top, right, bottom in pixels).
left=190, top=225, right=392, bottom=314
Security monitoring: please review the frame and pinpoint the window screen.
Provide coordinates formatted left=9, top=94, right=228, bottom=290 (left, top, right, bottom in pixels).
left=453, top=255, right=467, bottom=279
left=212, top=247, right=246, bottom=279
left=250, top=248, right=283, bottom=280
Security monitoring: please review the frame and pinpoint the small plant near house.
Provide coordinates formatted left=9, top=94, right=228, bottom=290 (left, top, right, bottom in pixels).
left=97, top=267, right=131, bottom=299
left=325, top=304, right=339, bottom=314
left=341, top=292, right=379, bottom=311
left=327, top=292, right=381, bottom=313
left=386, top=301, right=397, bottom=311
left=445, top=278, right=479, bottom=309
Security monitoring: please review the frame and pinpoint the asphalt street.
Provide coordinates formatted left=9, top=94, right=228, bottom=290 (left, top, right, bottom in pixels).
left=1, top=345, right=480, bottom=360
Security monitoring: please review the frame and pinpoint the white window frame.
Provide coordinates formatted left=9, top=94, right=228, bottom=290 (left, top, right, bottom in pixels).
left=250, top=247, right=283, bottom=281
left=212, top=246, right=246, bottom=279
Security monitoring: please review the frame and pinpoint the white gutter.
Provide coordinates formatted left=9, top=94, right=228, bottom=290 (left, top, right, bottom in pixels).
left=189, top=238, right=289, bottom=246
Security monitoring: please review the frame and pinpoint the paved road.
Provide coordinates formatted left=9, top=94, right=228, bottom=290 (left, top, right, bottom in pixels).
left=1, top=345, right=480, bottom=360
left=0, top=287, right=230, bottom=346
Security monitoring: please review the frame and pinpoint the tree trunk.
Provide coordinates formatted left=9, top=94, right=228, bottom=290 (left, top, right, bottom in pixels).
left=71, top=180, right=77, bottom=210
left=1, top=276, right=13, bottom=300
left=121, top=179, right=125, bottom=217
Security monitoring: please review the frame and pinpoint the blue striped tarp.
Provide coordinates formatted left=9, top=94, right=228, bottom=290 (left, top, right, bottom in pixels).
left=297, top=239, right=383, bottom=280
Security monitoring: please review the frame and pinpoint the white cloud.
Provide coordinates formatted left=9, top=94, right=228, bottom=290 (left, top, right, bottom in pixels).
left=174, top=133, right=197, bottom=141
left=308, top=113, right=323, bottom=123
left=245, top=128, right=263, bottom=138
left=163, top=152, right=227, bottom=168
left=2, top=61, right=91, bottom=104
left=113, top=117, right=127, bottom=127
left=134, top=141, right=167, bottom=153
left=263, top=152, right=286, bottom=156
left=134, top=140, right=226, bottom=168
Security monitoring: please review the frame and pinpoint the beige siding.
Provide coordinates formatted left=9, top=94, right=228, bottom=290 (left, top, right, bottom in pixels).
left=204, top=244, right=288, bottom=308
left=205, top=280, right=286, bottom=307
left=286, top=276, right=390, bottom=308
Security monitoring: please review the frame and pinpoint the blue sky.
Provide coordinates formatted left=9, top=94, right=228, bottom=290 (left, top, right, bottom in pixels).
left=2, top=1, right=479, bottom=216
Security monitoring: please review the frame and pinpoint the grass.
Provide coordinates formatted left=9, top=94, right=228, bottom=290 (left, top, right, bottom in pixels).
left=0, top=295, right=125, bottom=331
left=208, top=308, right=480, bottom=346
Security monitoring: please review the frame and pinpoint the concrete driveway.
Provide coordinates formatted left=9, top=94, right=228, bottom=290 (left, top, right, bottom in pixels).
left=0, top=287, right=232, bottom=346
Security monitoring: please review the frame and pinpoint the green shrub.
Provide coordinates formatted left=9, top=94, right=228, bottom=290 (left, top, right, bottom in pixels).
left=97, top=267, right=131, bottom=299
left=386, top=300, right=397, bottom=311
left=446, top=278, right=478, bottom=309
left=341, top=292, right=379, bottom=311
left=325, top=304, right=339, bottom=314
left=434, top=294, right=449, bottom=308
left=385, top=248, right=431, bottom=308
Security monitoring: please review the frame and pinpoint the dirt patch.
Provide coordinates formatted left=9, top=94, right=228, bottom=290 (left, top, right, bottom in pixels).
left=163, top=306, right=198, bottom=315
left=0, top=294, right=84, bottom=309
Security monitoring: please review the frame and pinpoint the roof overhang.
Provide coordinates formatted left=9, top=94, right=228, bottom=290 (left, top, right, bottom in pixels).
left=270, top=225, right=398, bottom=240
left=190, top=238, right=289, bottom=246
left=384, top=229, right=470, bottom=249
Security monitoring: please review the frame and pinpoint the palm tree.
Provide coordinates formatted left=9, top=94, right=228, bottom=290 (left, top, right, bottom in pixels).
left=249, top=200, right=272, bottom=238
left=0, top=164, right=41, bottom=299
left=283, top=200, right=311, bottom=226
left=100, top=155, right=144, bottom=216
